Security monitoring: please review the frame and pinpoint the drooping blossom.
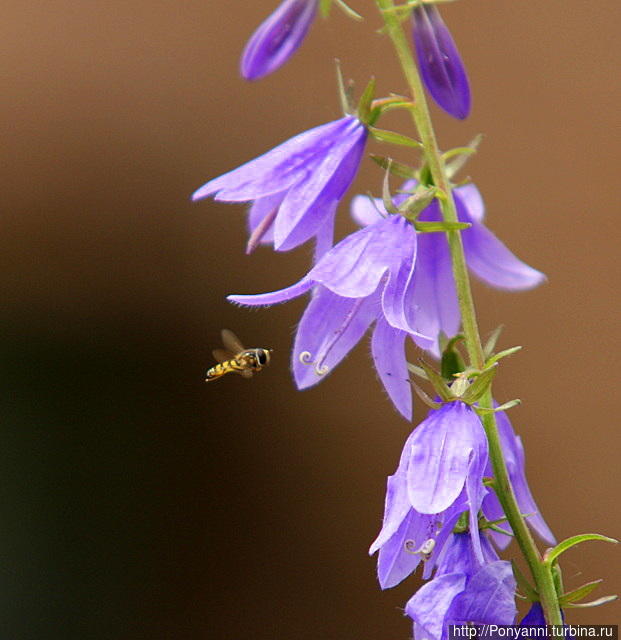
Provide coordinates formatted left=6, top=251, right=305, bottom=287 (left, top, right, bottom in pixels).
left=368, top=402, right=489, bottom=587
left=412, top=3, right=471, bottom=119
left=406, top=560, right=517, bottom=640
left=241, top=0, right=318, bottom=81
left=482, top=409, right=556, bottom=549
left=228, top=212, right=435, bottom=420
left=351, top=181, right=545, bottom=356
left=193, top=115, right=367, bottom=255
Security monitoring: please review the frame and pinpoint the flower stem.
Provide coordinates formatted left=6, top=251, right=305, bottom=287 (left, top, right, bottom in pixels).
left=375, top=0, right=563, bottom=625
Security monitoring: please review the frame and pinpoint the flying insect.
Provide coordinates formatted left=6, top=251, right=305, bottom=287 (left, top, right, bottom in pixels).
left=206, top=329, right=272, bottom=382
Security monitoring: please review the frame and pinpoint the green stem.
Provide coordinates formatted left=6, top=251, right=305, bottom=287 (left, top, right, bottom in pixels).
left=375, top=0, right=563, bottom=625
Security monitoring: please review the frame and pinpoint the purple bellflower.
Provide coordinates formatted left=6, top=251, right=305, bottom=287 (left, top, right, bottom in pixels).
left=521, top=602, right=546, bottom=626
left=351, top=181, right=545, bottom=356
left=406, top=560, right=517, bottom=640
left=228, top=212, right=435, bottom=420
left=368, top=402, right=489, bottom=588
left=240, top=0, right=318, bottom=81
left=412, top=3, right=471, bottom=119
left=192, top=115, right=367, bottom=255
left=482, top=409, right=556, bottom=549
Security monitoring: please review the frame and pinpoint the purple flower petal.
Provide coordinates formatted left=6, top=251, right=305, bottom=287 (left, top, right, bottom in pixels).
left=462, top=221, right=546, bottom=290
left=192, top=117, right=352, bottom=202
left=228, top=277, right=313, bottom=306
left=371, top=319, right=412, bottom=420
left=350, top=195, right=385, bottom=228
left=292, top=287, right=377, bottom=389
left=309, top=215, right=406, bottom=298
left=406, top=402, right=487, bottom=514
left=455, top=183, right=485, bottom=223
left=521, top=602, right=546, bottom=626
left=369, top=472, right=411, bottom=556
left=450, top=561, right=517, bottom=626
left=412, top=3, right=471, bottom=120
left=406, top=573, right=467, bottom=640
left=240, top=0, right=318, bottom=81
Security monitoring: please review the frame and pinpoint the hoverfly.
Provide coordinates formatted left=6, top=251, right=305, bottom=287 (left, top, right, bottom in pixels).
left=206, top=329, right=272, bottom=382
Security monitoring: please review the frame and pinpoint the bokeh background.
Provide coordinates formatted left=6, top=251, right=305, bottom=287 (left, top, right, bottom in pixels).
left=2, top=1, right=620, bottom=638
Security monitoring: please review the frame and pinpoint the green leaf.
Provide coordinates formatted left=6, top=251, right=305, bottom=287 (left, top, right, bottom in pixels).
left=564, top=595, right=618, bottom=609
left=460, top=365, right=498, bottom=403
left=485, top=345, right=522, bottom=367
left=370, top=127, right=422, bottom=149
left=476, top=399, right=521, bottom=415
left=357, top=77, right=376, bottom=124
left=320, top=0, right=332, bottom=18
left=370, top=155, right=417, bottom=180
left=544, top=534, right=619, bottom=566
left=511, top=560, right=539, bottom=601
left=441, top=335, right=466, bottom=379
left=414, top=221, right=471, bottom=233
left=419, top=360, right=454, bottom=402
left=483, top=325, right=504, bottom=358
left=559, top=580, right=603, bottom=606
left=333, top=0, right=363, bottom=21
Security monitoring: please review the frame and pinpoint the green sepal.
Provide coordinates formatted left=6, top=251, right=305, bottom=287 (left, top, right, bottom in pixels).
left=483, top=325, right=504, bottom=358
left=370, top=127, right=422, bottom=149
left=381, top=164, right=398, bottom=214
left=399, top=188, right=437, bottom=222
left=370, top=155, right=417, bottom=180
left=486, top=345, right=522, bottom=367
left=418, top=163, right=434, bottom=186
left=544, top=533, right=619, bottom=566
left=414, top=221, right=471, bottom=233
left=476, top=399, right=521, bottom=415
left=440, top=335, right=466, bottom=379
left=564, top=595, right=618, bottom=609
left=459, top=365, right=498, bottom=403
left=559, top=579, right=603, bottom=606
left=357, top=77, right=376, bottom=125
left=335, top=60, right=354, bottom=114
left=332, top=0, right=363, bottom=21
left=419, top=360, right=454, bottom=402
left=407, top=362, right=429, bottom=380
left=511, top=560, right=539, bottom=602
left=411, top=382, right=441, bottom=410
left=320, top=0, right=332, bottom=18
left=369, top=95, right=414, bottom=118
left=445, top=133, right=483, bottom=179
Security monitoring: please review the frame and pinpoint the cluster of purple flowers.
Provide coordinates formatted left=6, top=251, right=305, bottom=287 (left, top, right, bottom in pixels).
left=196, top=2, right=557, bottom=635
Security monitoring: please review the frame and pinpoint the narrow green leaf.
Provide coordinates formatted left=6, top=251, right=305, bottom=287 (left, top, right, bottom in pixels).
left=460, top=365, right=498, bottom=403
left=511, top=560, right=539, bottom=601
left=370, top=155, right=417, bottom=180
left=486, top=345, right=523, bottom=367
left=559, top=580, right=603, bottom=606
left=484, top=325, right=504, bottom=358
left=445, top=133, right=483, bottom=179
left=414, top=221, right=471, bottom=233
left=407, top=362, right=429, bottom=380
left=411, top=383, right=441, bottom=410
left=333, top=0, right=363, bottom=21
left=544, top=534, right=619, bottom=566
left=476, top=399, right=522, bottom=415
left=357, top=77, right=376, bottom=124
left=320, top=0, right=332, bottom=18
left=419, top=360, right=454, bottom=402
left=441, top=335, right=466, bottom=379
left=370, top=127, right=422, bottom=149
left=564, top=595, right=618, bottom=609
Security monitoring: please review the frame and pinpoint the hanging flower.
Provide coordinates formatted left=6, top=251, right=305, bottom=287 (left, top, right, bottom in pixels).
left=228, top=213, right=434, bottom=420
left=350, top=181, right=545, bottom=356
left=368, top=402, right=489, bottom=587
left=240, top=0, right=318, bottom=81
left=482, top=409, right=556, bottom=549
left=192, top=115, right=367, bottom=254
left=411, top=3, right=471, bottom=119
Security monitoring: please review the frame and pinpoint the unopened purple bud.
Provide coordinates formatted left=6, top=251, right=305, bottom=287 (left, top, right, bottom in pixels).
left=412, top=3, right=471, bottom=119
left=240, top=0, right=318, bottom=81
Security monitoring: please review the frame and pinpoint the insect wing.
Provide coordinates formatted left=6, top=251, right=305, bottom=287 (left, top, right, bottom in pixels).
left=212, top=348, right=234, bottom=363
left=221, top=329, right=245, bottom=355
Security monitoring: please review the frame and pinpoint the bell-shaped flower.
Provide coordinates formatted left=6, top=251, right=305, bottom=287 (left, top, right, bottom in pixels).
left=193, top=115, right=367, bottom=254
left=351, top=182, right=545, bottom=356
left=228, top=213, right=435, bottom=420
left=482, top=409, right=556, bottom=549
left=368, top=402, right=489, bottom=588
left=241, top=0, right=318, bottom=81
left=406, top=560, right=517, bottom=640
left=412, top=3, right=471, bottom=119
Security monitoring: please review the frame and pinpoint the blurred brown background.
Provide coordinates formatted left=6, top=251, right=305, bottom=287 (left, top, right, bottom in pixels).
left=2, top=0, right=619, bottom=638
